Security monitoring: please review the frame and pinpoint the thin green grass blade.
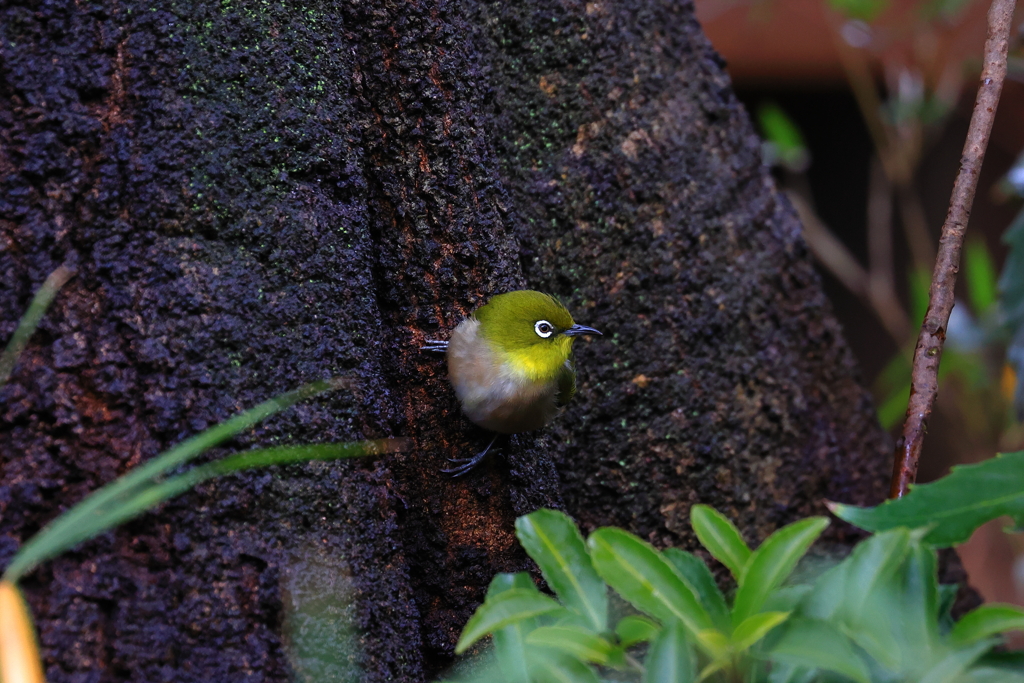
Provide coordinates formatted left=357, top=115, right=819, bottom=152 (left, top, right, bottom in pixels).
left=0, top=265, right=74, bottom=388
left=6, top=440, right=402, bottom=582
left=49, top=442, right=401, bottom=570
left=3, top=380, right=356, bottom=581
left=61, top=442, right=401, bottom=564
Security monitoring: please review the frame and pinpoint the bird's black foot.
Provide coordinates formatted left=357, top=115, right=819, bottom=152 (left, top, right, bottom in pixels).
left=421, top=339, right=449, bottom=353
left=442, top=434, right=499, bottom=477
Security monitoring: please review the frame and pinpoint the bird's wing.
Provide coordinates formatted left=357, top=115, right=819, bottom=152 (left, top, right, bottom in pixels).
left=555, top=358, right=577, bottom=407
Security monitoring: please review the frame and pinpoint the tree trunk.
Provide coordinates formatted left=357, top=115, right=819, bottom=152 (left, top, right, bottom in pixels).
left=0, top=0, right=891, bottom=681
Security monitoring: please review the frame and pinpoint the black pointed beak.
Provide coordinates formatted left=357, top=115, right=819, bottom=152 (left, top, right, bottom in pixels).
left=564, top=324, right=603, bottom=337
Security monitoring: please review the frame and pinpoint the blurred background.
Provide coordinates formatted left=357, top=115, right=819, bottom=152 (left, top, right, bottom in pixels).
left=692, top=0, right=1024, bottom=618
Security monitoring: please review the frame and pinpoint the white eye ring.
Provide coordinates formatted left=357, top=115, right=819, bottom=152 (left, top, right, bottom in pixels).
left=534, top=320, right=555, bottom=338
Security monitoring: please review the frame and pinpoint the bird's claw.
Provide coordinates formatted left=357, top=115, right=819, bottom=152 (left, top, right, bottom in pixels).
left=421, top=339, right=449, bottom=353
left=441, top=459, right=483, bottom=477
left=442, top=435, right=500, bottom=477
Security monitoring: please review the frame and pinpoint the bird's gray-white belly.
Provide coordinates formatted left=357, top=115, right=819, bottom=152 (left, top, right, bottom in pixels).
left=447, top=318, right=559, bottom=434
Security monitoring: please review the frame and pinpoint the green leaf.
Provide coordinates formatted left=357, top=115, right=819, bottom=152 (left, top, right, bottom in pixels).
left=965, top=240, right=998, bottom=315
left=696, top=660, right=729, bottom=683
left=694, top=629, right=730, bottom=661
left=731, top=611, right=790, bottom=651
left=826, top=0, right=888, bottom=21
left=768, top=618, right=871, bottom=683
left=877, top=381, right=912, bottom=430
left=766, top=663, right=817, bottom=683
left=762, top=585, right=812, bottom=613
left=873, top=351, right=913, bottom=430
left=643, top=621, right=695, bottom=683
left=758, top=103, right=809, bottom=172
left=910, top=267, right=931, bottom=327
left=830, top=452, right=1024, bottom=547
left=800, top=527, right=911, bottom=621
left=525, top=626, right=617, bottom=666
left=689, top=505, right=751, bottom=581
left=801, top=528, right=921, bottom=670
left=964, top=668, right=1024, bottom=683
left=971, top=651, right=1024, bottom=682
left=919, top=640, right=997, bottom=683
left=938, top=583, right=960, bottom=634
left=732, top=517, right=829, bottom=625
left=551, top=612, right=591, bottom=630
left=456, top=589, right=565, bottom=654
left=587, top=528, right=712, bottom=637
left=515, top=509, right=608, bottom=631
left=758, top=103, right=805, bottom=155
left=488, top=572, right=539, bottom=597
left=951, top=604, right=1024, bottom=645
left=899, top=542, right=941, bottom=654
left=920, top=0, right=975, bottom=20
left=616, top=615, right=661, bottom=647
left=527, top=651, right=601, bottom=683
left=663, top=548, right=730, bottom=630
left=0, top=265, right=75, bottom=388
left=874, top=350, right=913, bottom=396
left=488, top=574, right=539, bottom=683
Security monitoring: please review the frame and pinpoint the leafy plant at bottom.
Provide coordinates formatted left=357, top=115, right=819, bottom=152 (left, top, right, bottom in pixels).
left=451, top=501, right=1024, bottom=683
left=452, top=506, right=830, bottom=683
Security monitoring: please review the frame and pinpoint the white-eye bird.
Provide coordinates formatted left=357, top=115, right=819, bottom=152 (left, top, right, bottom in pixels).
left=422, top=290, right=602, bottom=476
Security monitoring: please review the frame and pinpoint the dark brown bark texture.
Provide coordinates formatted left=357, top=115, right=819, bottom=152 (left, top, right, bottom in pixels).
left=0, top=0, right=892, bottom=681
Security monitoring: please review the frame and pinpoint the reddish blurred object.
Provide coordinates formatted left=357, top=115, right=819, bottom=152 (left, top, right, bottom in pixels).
left=695, top=0, right=990, bottom=90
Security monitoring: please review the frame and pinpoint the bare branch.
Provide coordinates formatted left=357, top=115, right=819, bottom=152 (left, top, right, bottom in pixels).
left=890, top=0, right=1016, bottom=499
left=790, top=191, right=911, bottom=344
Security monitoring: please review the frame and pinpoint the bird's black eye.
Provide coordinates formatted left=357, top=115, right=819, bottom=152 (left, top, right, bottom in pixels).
left=534, top=320, right=555, bottom=338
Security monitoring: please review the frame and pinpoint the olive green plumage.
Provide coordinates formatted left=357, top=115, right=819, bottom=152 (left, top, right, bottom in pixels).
left=423, top=290, right=602, bottom=475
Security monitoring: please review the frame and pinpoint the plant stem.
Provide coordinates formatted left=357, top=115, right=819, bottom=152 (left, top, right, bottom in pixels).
left=890, top=0, right=1016, bottom=499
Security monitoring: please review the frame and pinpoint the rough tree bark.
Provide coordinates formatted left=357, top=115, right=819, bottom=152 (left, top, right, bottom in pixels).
left=0, top=0, right=894, bottom=681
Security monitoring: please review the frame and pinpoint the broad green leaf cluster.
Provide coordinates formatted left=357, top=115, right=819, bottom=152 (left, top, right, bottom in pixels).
left=452, top=504, right=1024, bottom=683
left=831, top=451, right=1024, bottom=547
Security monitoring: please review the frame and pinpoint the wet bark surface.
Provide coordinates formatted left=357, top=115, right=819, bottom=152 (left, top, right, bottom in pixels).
left=1, top=0, right=893, bottom=681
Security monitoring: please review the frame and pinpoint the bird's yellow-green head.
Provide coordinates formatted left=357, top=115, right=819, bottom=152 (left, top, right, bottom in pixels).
left=474, top=290, right=602, bottom=382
